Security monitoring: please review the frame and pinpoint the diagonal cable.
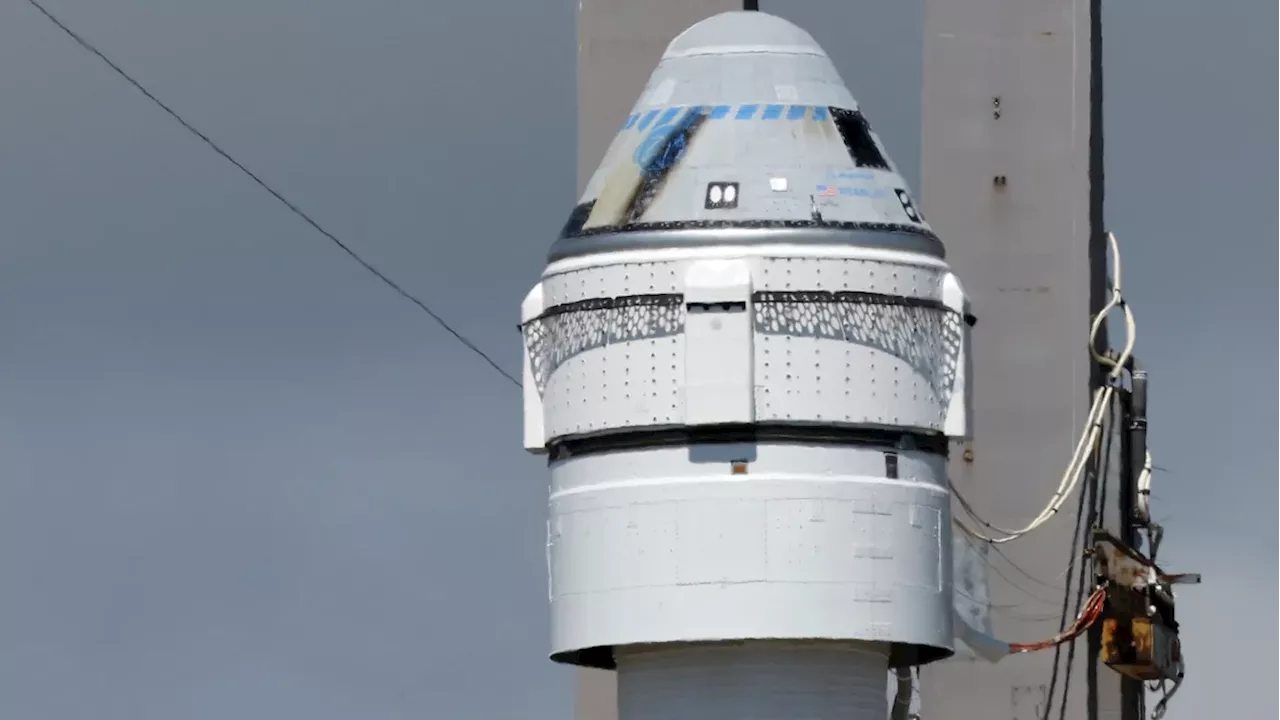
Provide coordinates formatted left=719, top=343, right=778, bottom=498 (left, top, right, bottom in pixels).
left=25, top=0, right=522, bottom=388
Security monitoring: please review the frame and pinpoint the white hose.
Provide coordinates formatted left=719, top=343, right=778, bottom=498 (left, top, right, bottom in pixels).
left=952, top=231, right=1138, bottom=544
left=1135, top=449, right=1153, bottom=524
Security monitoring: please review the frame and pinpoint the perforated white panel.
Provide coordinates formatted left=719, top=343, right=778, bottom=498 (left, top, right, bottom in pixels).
left=542, top=261, right=683, bottom=306
left=541, top=252, right=949, bottom=300
left=753, top=321, right=952, bottom=431
left=526, top=247, right=966, bottom=443
left=755, top=255, right=945, bottom=297
left=543, top=335, right=686, bottom=437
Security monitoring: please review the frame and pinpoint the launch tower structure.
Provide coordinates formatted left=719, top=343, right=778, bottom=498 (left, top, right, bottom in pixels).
left=917, top=0, right=1144, bottom=718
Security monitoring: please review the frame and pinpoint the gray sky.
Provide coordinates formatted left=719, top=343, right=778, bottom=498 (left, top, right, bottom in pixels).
left=0, top=1, right=1273, bottom=718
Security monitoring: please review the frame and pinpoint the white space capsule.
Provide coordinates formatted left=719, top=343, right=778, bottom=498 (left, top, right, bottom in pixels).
left=521, top=11, right=973, bottom=719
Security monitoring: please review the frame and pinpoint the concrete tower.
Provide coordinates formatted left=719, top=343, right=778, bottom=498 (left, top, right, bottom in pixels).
left=916, top=0, right=1139, bottom=718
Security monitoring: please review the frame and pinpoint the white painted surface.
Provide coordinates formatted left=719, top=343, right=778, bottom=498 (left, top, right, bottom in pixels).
left=683, top=259, right=754, bottom=424
left=521, top=283, right=547, bottom=451
left=547, top=443, right=953, bottom=656
left=524, top=246, right=969, bottom=441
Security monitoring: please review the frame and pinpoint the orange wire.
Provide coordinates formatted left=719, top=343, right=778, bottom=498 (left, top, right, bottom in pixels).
left=1008, top=587, right=1107, bottom=654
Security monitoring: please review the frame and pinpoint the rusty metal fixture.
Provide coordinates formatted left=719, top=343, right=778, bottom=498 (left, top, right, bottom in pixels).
left=1101, top=616, right=1183, bottom=682
left=1091, top=529, right=1196, bottom=684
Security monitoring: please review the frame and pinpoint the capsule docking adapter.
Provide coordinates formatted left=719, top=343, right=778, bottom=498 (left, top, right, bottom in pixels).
left=520, top=11, right=973, bottom=718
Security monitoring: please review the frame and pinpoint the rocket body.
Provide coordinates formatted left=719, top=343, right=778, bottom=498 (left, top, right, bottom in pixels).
left=521, top=11, right=973, bottom=719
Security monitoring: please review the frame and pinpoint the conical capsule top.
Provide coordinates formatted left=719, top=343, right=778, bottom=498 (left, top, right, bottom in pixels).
left=552, top=10, right=939, bottom=262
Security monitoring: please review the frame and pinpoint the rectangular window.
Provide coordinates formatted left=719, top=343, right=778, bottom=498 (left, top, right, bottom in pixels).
left=830, top=107, right=890, bottom=170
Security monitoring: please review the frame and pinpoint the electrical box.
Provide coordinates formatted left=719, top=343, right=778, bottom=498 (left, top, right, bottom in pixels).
left=1100, top=615, right=1182, bottom=682
left=1091, top=529, right=1197, bottom=684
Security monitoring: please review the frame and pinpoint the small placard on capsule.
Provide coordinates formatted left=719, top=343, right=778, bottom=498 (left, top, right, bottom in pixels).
left=705, top=182, right=740, bottom=209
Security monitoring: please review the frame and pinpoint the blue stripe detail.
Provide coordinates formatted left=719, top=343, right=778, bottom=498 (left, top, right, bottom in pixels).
left=636, top=109, right=659, bottom=131
left=624, top=104, right=836, bottom=130
left=642, top=110, right=700, bottom=176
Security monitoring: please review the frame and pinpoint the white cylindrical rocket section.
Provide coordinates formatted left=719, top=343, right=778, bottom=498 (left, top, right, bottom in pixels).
left=617, top=642, right=889, bottom=720
left=521, top=11, right=973, bottom=718
left=546, top=439, right=953, bottom=659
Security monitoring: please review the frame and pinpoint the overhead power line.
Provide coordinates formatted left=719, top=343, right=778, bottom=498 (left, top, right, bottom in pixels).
left=25, top=0, right=522, bottom=389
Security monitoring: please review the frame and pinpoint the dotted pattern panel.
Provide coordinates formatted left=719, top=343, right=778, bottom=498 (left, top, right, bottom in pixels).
left=532, top=255, right=959, bottom=439
left=523, top=299, right=684, bottom=393
left=754, top=296, right=962, bottom=407
left=755, top=334, right=947, bottom=431
left=542, top=335, right=685, bottom=438
left=543, top=255, right=946, bottom=306
left=543, top=262, right=683, bottom=306
left=755, top=256, right=945, bottom=298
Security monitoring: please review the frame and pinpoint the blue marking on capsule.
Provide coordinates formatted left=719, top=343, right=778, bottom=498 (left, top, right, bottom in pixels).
left=636, top=109, right=701, bottom=176
left=636, top=109, right=660, bottom=131
left=625, top=104, right=838, bottom=130
left=839, top=186, right=888, bottom=198
left=634, top=107, right=690, bottom=166
left=656, top=107, right=682, bottom=127
left=828, top=170, right=875, bottom=182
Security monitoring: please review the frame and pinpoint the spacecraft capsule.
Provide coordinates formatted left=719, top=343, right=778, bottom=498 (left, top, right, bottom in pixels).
left=551, top=10, right=940, bottom=264
left=521, top=11, right=973, bottom=718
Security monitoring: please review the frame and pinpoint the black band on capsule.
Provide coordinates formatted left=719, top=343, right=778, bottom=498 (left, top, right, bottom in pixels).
left=547, top=424, right=950, bottom=462
left=548, top=223, right=945, bottom=263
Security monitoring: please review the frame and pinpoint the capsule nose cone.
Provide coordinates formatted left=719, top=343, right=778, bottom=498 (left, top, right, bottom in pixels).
left=663, top=11, right=826, bottom=59
left=552, top=11, right=941, bottom=263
